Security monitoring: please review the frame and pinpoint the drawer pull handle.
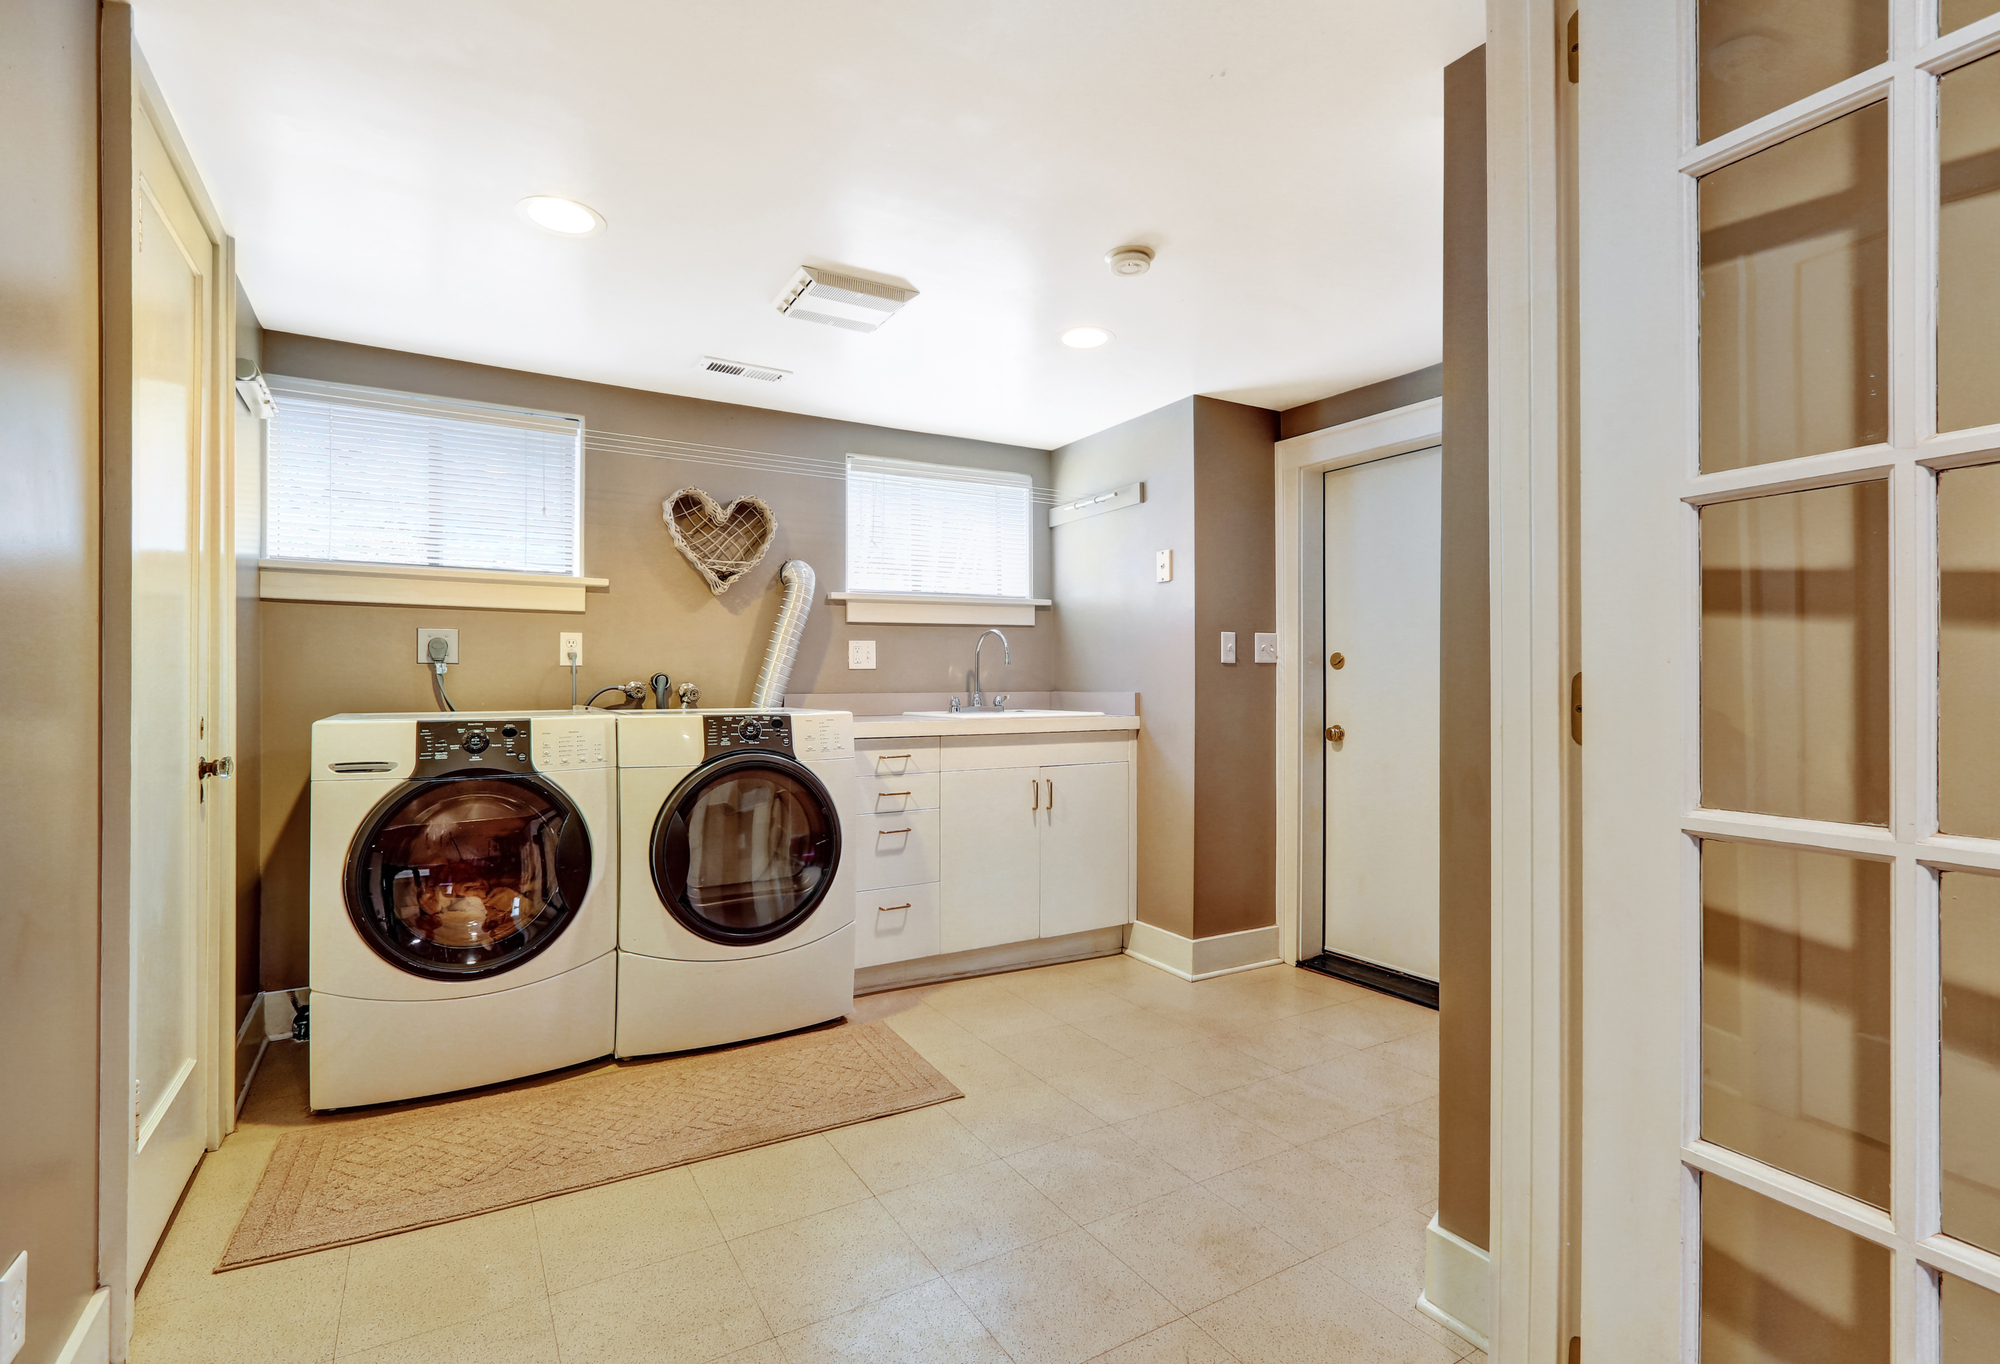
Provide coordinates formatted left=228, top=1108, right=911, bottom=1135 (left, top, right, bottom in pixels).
left=876, top=753, right=912, bottom=759
left=878, top=827, right=913, bottom=836
left=876, top=903, right=912, bottom=913
left=875, top=790, right=912, bottom=799
left=1046, top=778, right=1054, bottom=809
left=1032, top=780, right=1039, bottom=811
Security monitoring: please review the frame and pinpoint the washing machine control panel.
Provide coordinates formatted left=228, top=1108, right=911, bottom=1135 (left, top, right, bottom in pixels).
left=415, top=719, right=534, bottom=776
left=703, top=713, right=793, bottom=760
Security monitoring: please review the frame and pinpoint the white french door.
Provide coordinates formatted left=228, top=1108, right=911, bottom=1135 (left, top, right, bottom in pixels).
left=1322, top=447, right=1443, bottom=983
left=1580, top=1, right=2000, bottom=1358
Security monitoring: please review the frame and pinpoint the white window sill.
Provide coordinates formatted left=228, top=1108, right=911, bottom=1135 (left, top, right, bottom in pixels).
left=258, top=559, right=608, bottom=612
left=828, top=591, right=1052, bottom=626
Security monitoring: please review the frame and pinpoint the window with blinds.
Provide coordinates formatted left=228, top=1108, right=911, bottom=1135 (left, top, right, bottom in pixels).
left=845, top=454, right=1033, bottom=598
left=265, top=376, right=583, bottom=576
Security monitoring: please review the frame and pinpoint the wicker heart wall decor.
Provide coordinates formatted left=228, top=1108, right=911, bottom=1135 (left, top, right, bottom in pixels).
left=663, top=488, right=776, bottom=595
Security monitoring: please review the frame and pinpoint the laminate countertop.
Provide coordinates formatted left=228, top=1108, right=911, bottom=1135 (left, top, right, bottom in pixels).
left=850, top=713, right=1142, bottom=740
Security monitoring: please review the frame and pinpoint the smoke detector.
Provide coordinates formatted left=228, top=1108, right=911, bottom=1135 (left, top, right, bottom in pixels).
left=1105, top=246, right=1154, bottom=276
left=774, top=266, right=919, bottom=333
left=697, top=356, right=790, bottom=382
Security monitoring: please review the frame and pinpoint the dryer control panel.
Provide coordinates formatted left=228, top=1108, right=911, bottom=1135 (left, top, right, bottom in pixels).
left=415, top=718, right=534, bottom=776
left=703, top=713, right=794, bottom=761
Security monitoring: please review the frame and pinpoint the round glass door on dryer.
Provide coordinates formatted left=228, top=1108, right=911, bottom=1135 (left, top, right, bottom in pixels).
left=651, top=748, right=843, bottom=947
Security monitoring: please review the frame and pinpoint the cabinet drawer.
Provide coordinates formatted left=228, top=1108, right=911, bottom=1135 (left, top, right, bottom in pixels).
left=941, top=733, right=1131, bottom=772
left=857, top=770, right=939, bottom=814
left=854, top=884, right=941, bottom=967
left=855, top=737, right=939, bottom=779
left=852, top=808, right=940, bottom=890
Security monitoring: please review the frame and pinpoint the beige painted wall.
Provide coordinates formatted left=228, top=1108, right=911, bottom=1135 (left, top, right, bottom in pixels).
left=1050, top=400, right=1199, bottom=938
left=254, top=334, right=1052, bottom=986
left=0, top=0, right=105, bottom=1357
left=1439, top=43, right=1492, bottom=1253
left=1191, top=397, right=1280, bottom=939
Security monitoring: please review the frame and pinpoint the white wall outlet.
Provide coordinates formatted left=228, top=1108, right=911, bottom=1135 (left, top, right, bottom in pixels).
left=1155, top=549, right=1172, bottom=582
left=415, top=628, right=459, bottom=664
left=558, top=632, right=583, bottom=667
left=848, top=640, right=877, bottom=669
left=1220, top=632, right=1237, bottom=663
left=1254, top=632, right=1280, bottom=664
left=1, top=1251, right=25, bottom=1364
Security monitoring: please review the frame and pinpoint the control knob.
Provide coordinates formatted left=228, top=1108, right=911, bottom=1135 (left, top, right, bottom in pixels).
left=463, top=732, right=491, bottom=754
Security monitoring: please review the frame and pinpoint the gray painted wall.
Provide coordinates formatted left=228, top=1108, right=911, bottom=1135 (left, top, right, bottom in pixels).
left=0, top=0, right=105, bottom=1357
left=254, top=334, right=1054, bottom=986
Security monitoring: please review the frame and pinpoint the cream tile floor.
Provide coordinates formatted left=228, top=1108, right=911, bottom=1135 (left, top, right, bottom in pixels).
left=133, top=956, right=1482, bottom=1364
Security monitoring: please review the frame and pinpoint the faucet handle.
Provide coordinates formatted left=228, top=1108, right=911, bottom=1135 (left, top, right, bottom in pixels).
left=992, top=695, right=1008, bottom=710
left=949, top=697, right=962, bottom=713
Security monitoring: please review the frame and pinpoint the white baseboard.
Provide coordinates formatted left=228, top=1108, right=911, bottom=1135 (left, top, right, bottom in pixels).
left=54, top=1288, right=109, bottom=1364
left=1125, top=921, right=1282, bottom=982
left=1417, top=1213, right=1491, bottom=1353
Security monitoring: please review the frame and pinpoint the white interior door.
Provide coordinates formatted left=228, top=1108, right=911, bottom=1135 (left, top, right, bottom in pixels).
left=1580, top=1, right=2000, bottom=1357
left=126, top=104, right=218, bottom=1276
left=1321, top=446, right=1442, bottom=981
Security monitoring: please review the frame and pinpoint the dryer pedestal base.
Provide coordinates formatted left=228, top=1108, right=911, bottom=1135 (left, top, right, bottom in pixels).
left=310, top=952, right=616, bottom=1110
left=615, top=926, right=857, bottom=1058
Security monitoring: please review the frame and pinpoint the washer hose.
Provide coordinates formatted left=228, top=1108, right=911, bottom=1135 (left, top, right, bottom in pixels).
left=751, top=559, right=815, bottom=708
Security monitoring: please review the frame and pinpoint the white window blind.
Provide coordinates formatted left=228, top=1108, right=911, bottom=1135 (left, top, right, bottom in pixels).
left=845, top=454, right=1033, bottom=598
left=265, top=376, right=583, bottom=576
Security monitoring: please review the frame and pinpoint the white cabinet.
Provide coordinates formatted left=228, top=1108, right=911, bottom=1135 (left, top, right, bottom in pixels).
left=1038, top=762, right=1131, bottom=938
left=938, top=767, right=1044, bottom=953
left=852, top=727, right=1135, bottom=971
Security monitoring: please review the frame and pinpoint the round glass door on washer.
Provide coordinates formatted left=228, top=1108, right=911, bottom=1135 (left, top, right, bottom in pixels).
left=309, top=714, right=618, bottom=1110
left=616, top=710, right=857, bottom=1057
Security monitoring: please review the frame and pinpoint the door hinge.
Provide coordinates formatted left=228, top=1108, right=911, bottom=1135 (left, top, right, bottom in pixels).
left=1567, top=10, right=1579, bottom=83
left=1570, top=672, right=1583, bottom=745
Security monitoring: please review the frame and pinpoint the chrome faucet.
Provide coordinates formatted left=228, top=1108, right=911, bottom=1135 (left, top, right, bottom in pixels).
left=972, top=629, right=1011, bottom=710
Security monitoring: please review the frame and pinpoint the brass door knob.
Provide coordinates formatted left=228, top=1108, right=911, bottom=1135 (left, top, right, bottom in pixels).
left=1326, top=725, right=1345, bottom=742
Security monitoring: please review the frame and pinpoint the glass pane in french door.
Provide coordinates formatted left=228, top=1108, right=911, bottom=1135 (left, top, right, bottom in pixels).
left=1941, top=872, right=2000, bottom=1252
left=1698, top=0, right=1887, bottom=143
left=1938, top=463, right=2000, bottom=834
left=1699, top=102, right=1890, bottom=472
left=1939, top=53, right=2000, bottom=435
left=1942, top=1271, right=2000, bottom=1361
left=1941, top=0, right=2000, bottom=37
left=1702, top=841, right=1891, bottom=1205
left=1700, top=483, right=1890, bottom=823
left=1701, top=1174, right=1891, bottom=1362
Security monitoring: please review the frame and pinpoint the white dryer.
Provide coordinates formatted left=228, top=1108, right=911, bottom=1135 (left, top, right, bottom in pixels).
left=615, top=709, right=855, bottom=1057
left=308, top=711, right=617, bottom=1110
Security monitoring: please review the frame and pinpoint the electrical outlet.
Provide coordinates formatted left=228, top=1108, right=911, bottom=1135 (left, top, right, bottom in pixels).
left=1254, top=632, right=1280, bottom=664
left=1155, top=550, right=1172, bottom=582
left=558, top=632, right=583, bottom=667
left=415, top=628, right=459, bottom=664
left=1220, top=632, right=1237, bottom=663
left=848, top=640, right=877, bottom=669
left=1, top=1251, right=24, bottom=1364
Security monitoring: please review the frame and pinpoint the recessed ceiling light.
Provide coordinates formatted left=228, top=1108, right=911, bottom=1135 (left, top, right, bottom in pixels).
left=517, top=196, right=604, bottom=236
left=1061, top=326, right=1113, bottom=349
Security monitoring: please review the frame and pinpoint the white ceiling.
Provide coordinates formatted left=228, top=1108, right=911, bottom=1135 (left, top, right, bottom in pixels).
left=136, top=1, right=1483, bottom=449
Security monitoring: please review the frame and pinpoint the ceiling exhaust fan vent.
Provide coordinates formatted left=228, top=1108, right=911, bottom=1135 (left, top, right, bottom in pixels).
left=774, top=266, right=918, bottom=333
left=697, top=357, right=791, bottom=382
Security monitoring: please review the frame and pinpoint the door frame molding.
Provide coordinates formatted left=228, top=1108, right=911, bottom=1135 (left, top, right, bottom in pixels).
left=1272, top=397, right=1443, bottom=970
left=98, top=7, right=240, bottom=1350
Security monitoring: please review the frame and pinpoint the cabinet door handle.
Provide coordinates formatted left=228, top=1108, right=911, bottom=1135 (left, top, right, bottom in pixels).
left=1045, top=778, right=1054, bottom=809
left=1031, top=779, right=1039, bottom=811
left=877, top=827, right=912, bottom=837
left=876, top=902, right=912, bottom=913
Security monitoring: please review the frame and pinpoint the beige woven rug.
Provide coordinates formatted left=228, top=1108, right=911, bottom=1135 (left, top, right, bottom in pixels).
left=219, top=1021, right=958, bottom=1269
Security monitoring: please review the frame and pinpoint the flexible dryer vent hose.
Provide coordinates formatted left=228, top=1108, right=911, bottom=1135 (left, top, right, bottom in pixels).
left=750, top=559, right=815, bottom=708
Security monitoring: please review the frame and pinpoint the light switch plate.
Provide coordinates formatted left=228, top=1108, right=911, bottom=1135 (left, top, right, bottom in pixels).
left=848, top=640, right=877, bottom=669
left=1155, top=550, right=1172, bottom=582
left=415, top=628, right=459, bottom=664
left=1, top=1251, right=24, bottom=1364
left=1220, top=632, right=1236, bottom=663
left=558, top=632, right=583, bottom=667
left=1253, top=632, right=1280, bottom=664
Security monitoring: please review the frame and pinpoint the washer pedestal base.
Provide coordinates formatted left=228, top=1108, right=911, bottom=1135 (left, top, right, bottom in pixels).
left=615, top=926, right=856, bottom=1058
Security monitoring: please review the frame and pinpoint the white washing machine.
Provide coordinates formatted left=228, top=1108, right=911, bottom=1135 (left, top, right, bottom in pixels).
left=308, top=711, right=618, bottom=1110
left=615, top=709, right=855, bottom=1057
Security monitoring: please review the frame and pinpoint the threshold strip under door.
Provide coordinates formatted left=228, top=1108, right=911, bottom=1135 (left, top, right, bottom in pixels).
left=1297, top=952, right=1439, bottom=1010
